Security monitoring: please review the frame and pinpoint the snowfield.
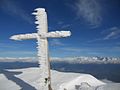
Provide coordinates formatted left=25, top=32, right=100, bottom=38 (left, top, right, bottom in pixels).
left=59, top=74, right=105, bottom=90
left=0, top=67, right=120, bottom=90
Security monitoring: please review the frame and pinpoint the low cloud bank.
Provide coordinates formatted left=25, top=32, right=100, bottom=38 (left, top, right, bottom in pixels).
left=51, top=56, right=120, bottom=64
left=0, top=57, right=37, bottom=63
left=0, top=56, right=120, bottom=64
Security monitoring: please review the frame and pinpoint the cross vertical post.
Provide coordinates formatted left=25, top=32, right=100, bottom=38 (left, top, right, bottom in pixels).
left=35, top=8, right=51, bottom=90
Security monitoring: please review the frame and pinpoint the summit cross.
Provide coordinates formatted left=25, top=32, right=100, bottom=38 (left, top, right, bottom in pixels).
left=10, top=8, right=71, bottom=90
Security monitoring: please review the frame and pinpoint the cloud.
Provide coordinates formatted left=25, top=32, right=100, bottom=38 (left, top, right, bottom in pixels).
left=0, top=57, right=37, bottom=62
left=57, top=21, right=64, bottom=25
left=0, top=43, right=23, bottom=49
left=87, top=38, right=102, bottom=43
left=62, top=47, right=81, bottom=52
left=0, top=0, right=33, bottom=24
left=0, top=50, right=36, bottom=57
left=63, top=46, right=120, bottom=54
left=0, top=56, right=120, bottom=64
left=50, top=39, right=64, bottom=46
left=61, top=24, right=71, bottom=29
left=62, top=47, right=94, bottom=53
left=87, top=27, right=120, bottom=43
left=74, top=0, right=102, bottom=27
left=62, top=47, right=101, bottom=53
left=103, top=27, right=120, bottom=40
left=57, top=21, right=71, bottom=29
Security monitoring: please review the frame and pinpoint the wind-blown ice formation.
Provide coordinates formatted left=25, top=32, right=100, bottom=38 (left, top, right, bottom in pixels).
left=10, top=33, right=37, bottom=40
left=10, top=31, right=71, bottom=40
left=10, top=8, right=71, bottom=90
left=45, top=31, right=71, bottom=38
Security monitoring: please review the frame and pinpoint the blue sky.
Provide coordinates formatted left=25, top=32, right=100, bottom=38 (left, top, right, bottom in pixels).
left=0, top=0, right=120, bottom=57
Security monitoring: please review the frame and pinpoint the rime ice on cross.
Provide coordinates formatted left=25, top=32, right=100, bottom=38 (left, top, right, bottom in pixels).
left=10, top=8, right=71, bottom=90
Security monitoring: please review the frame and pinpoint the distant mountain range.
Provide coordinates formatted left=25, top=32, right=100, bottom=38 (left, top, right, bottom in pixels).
left=52, top=56, right=120, bottom=64
left=0, top=56, right=120, bottom=64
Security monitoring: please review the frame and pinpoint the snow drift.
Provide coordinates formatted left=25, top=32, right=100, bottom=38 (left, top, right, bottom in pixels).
left=59, top=74, right=105, bottom=90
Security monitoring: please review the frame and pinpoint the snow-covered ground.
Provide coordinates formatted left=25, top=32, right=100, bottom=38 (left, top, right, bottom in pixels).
left=0, top=67, right=120, bottom=90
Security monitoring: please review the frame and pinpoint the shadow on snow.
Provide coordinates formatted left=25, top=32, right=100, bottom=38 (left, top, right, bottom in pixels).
left=0, top=69, right=36, bottom=90
left=0, top=62, right=39, bottom=90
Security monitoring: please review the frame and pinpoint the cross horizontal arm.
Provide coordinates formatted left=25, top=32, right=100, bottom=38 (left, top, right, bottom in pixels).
left=10, top=33, right=37, bottom=40
left=10, top=31, right=71, bottom=40
left=42, top=31, right=71, bottom=38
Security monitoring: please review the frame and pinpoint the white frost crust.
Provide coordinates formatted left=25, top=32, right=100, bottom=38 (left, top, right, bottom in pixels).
left=10, top=33, right=37, bottom=40
left=42, top=31, right=71, bottom=38
left=34, top=8, right=49, bottom=89
left=33, top=8, right=48, bottom=35
left=10, top=31, right=71, bottom=41
left=32, top=8, right=46, bottom=15
left=37, top=36, right=50, bottom=90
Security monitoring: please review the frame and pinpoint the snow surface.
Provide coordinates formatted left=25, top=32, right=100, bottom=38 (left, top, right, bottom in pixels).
left=0, top=67, right=120, bottom=90
left=59, top=74, right=105, bottom=90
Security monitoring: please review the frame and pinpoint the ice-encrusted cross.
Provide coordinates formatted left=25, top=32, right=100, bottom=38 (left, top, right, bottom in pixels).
left=10, top=8, right=71, bottom=90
